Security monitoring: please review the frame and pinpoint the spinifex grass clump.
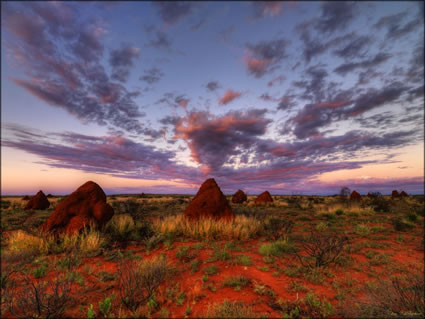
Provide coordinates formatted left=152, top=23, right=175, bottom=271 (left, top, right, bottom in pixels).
left=153, top=214, right=263, bottom=240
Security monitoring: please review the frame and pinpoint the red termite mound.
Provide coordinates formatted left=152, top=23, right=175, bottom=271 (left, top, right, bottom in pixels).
left=24, top=191, right=50, bottom=210
left=399, top=191, right=408, bottom=197
left=41, top=181, right=114, bottom=235
left=184, top=178, right=234, bottom=221
left=350, top=190, right=362, bottom=200
left=255, top=191, right=273, bottom=204
left=391, top=190, right=400, bottom=198
left=232, top=189, right=247, bottom=204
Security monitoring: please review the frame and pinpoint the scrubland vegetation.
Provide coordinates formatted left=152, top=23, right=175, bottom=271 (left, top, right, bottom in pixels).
left=1, top=193, right=424, bottom=318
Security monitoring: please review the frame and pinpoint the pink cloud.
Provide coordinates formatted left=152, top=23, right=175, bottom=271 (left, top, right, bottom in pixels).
left=219, top=89, right=242, bottom=105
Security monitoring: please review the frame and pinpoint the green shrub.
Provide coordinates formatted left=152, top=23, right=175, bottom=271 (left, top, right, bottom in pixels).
left=278, top=292, right=333, bottom=318
left=259, top=240, right=296, bottom=257
left=205, top=265, right=218, bottom=275
left=231, top=254, right=252, bottom=266
left=407, top=212, right=418, bottom=222
left=265, top=218, right=294, bottom=240
left=99, top=297, right=112, bottom=317
left=222, top=276, right=250, bottom=291
left=33, top=264, right=47, bottom=278
left=335, top=209, right=344, bottom=216
left=392, top=218, right=415, bottom=231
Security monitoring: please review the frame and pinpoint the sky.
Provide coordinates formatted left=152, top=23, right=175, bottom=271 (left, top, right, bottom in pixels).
left=1, top=1, right=424, bottom=195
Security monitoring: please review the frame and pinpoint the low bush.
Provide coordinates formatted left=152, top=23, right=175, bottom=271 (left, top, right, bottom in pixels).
left=278, top=292, right=333, bottom=318
left=294, top=229, right=350, bottom=268
left=118, top=256, right=168, bottom=312
left=259, top=240, right=297, bottom=257
left=265, top=218, right=294, bottom=240
left=3, top=274, right=74, bottom=318
left=359, top=270, right=424, bottom=317
left=206, top=300, right=260, bottom=318
left=391, top=218, right=415, bottom=232
left=222, top=276, right=250, bottom=291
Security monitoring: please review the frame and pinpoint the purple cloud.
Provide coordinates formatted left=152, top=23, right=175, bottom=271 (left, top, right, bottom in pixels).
left=109, top=44, right=140, bottom=82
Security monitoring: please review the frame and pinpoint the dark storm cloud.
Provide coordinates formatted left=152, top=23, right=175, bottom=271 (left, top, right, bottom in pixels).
left=316, top=1, right=357, bottom=33
left=172, top=109, right=272, bottom=172
left=334, top=53, right=391, bottom=75
left=206, top=81, right=221, bottom=92
left=140, top=67, right=164, bottom=85
left=245, top=38, right=289, bottom=78
left=109, top=44, right=140, bottom=82
left=2, top=2, right=147, bottom=135
left=154, top=1, right=193, bottom=26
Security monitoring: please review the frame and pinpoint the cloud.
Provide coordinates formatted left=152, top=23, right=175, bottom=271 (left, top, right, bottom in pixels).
left=287, top=81, right=411, bottom=138
left=2, top=2, right=148, bottom=135
left=140, top=67, right=164, bottom=85
left=293, top=65, right=330, bottom=102
left=171, top=109, right=271, bottom=172
left=316, top=1, right=357, bottom=33
left=109, top=44, right=140, bottom=82
left=251, top=1, right=283, bottom=18
left=334, top=53, right=391, bottom=75
left=267, top=75, right=285, bottom=87
left=154, top=1, right=193, bottom=26
left=218, top=25, right=235, bottom=43
left=374, top=11, right=420, bottom=40
left=206, top=81, right=221, bottom=92
left=218, top=89, right=242, bottom=105
left=333, top=34, right=372, bottom=59
left=245, top=38, right=288, bottom=77
left=145, top=25, right=172, bottom=50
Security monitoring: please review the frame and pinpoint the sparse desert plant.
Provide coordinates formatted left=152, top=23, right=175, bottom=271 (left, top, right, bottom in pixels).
left=230, top=254, right=253, bottom=266
left=259, top=239, right=297, bottom=257
left=265, top=217, right=294, bottom=240
left=205, top=265, right=219, bottom=275
left=99, top=297, right=112, bottom=318
left=358, top=269, right=424, bottom=317
left=118, top=256, right=168, bottom=311
left=206, top=300, right=260, bottom=318
left=370, top=196, right=391, bottom=212
left=106, top=214, right=135, bottom=239
left=391, top=217, right=415, bottom=232
left=79, top=227, right=105, bottom=256
left=278, top=292, right=333, bottom=318
left=294, top=229, right=350, bottom=268
left=3, top=273, right=74, bottom=319
left=222, top=276, right=250, bottom=291
left=176, top=245, right=197, bottom=263
left=7, top=230, right=47, bottom=254
left=355, top=223, right=371, bottom=236
left=153, top=214, right=263, bottom=240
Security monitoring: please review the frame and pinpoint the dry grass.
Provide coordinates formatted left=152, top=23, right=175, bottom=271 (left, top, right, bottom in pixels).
left=7, top=230, right=50, bottom=255
left=107, top=214, right=135, bottom=234
left=153, top=214, right=263, bottom=240
left=79, top=227, right=105, bottom=255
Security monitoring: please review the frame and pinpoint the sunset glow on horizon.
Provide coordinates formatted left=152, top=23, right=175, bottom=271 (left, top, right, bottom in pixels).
left=1, top=1, right=424, bottom=195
